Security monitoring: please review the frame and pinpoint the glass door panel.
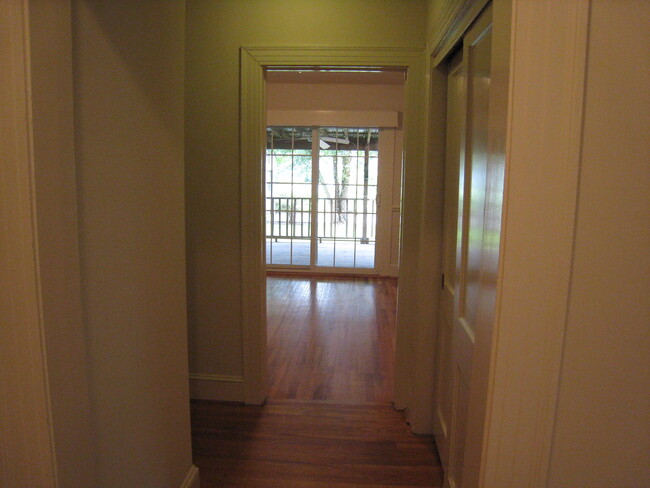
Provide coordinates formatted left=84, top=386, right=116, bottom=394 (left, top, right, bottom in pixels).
left=266, top=127, right=312, bottom=266
left=317, top=128, right=379, bottom=269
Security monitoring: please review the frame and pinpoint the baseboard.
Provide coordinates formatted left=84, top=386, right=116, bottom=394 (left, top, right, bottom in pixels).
left=377, top=264, right=399, bottom=278
left=180, top=465, right=199, bottom=488
left=189, top=373, right=244, bottom=402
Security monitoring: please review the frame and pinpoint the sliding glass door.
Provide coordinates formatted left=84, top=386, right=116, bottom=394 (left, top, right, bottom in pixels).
left=316, top=127, right=378, bottom=268
left=265, top=127, right=313, bottom=266
left=266, top=126, right=379, bottom=272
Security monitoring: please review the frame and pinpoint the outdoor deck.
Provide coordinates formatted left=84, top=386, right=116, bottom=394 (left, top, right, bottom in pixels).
left=266, top=238, right=375, bottom=269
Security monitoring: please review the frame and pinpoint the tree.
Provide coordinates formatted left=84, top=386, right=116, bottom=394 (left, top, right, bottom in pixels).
left=333, top=155, right=351, bottom=223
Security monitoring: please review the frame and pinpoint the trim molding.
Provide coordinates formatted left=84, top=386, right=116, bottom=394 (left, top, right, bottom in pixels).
left=240, top=46, right=425, bottom=415
left=189, top=374, right=244, bottom=402
left=481, top=1, right=590, bottom=486
left=240, top=48, right=268, bottom=405
left=428, top=0, right=491, bottom=67
left=0, top=2, right=59, bottom=485
left=179, top=465, right=200, bottom=488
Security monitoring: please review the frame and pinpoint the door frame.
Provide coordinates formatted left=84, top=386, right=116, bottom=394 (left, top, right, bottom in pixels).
left=425, top=0, right=590, bottom=486
left=479, top=1, right=589, bottom=486
left=240, top=47, right=426, bottom=405
left=0, top=3, right=59, bottom=484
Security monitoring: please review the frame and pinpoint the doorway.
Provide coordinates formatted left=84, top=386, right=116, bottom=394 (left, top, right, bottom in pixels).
left=239, top=47, right=425, bottom=407
left=263, top=69, right=404, bottom=403
left=265, top=68, right=404, bottom=276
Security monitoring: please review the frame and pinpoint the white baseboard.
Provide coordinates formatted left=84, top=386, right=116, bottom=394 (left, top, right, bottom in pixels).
left=189, top=373, right=244, bottom=402
left=180, top=465, right=199, bottom=488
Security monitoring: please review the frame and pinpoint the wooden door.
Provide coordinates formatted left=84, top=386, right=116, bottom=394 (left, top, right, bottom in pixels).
left=436, top=6, right=493, bottom=488
left=433, top=49, right=465, bottom=471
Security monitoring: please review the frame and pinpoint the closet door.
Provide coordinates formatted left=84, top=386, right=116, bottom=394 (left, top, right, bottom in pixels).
left=433, top=49, right=465, bottom=472
left=434, top=5, right=494, bottom=487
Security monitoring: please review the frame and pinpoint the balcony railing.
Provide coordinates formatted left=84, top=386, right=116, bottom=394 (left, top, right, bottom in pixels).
left=266, top=196, right=376, bottom=242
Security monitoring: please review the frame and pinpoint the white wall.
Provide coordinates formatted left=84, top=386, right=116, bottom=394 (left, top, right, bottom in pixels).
left=548, top=1, right=650, bottom=485
left=73, top=1, right=194, bottom=486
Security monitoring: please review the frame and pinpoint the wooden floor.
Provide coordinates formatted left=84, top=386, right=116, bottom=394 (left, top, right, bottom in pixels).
left=191, top=400, right=443, bottom=487
left=266, top=275, right=397, bottom=404
left=190, top=276, right=443, bottom=487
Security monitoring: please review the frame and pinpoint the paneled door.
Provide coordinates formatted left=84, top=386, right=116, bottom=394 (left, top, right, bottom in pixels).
left=434, top=6, right=493, bottom=488
left=433, top=49, right=465, bottom=473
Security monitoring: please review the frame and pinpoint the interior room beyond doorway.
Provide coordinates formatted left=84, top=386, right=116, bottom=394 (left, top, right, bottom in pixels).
left=265, top=69, right=404, bottom=276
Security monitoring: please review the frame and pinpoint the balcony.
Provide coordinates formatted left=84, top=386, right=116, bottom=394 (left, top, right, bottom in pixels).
left=266, top=196, right=376, bottom=269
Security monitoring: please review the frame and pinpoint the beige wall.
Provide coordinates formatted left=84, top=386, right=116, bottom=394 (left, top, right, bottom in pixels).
left=548, top=1, right=650, bottom=486
left=267, top=79, right=404, bottom=112
left=426, top=0, right=445, bottom=43
left=186, top=0, right=426, bottom=390
left=73, top=2, right=193, bottom=486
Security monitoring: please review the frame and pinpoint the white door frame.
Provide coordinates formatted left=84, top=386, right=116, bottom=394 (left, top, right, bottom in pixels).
left=479, top=1, right=589, bottom=486
left=0, top=3, right=58, bottom=484
left=425, top=0, right=590, bottom=486
left=240, top=47, right=426, bottom=405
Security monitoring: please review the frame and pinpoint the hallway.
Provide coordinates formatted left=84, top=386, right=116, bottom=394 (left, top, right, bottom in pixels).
left=191, top=400, right=443, bottom=487
left=190, top=276, right=443, bottom=487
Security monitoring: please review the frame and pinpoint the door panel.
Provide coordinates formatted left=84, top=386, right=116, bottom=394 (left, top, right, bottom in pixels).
left=266, top=127, right=313, bottom=267
left=316, top=127, right=379, bottom=269
left=265, top=126, right=386, bottom=273
left=460, top=18, right=492, bottom=343
left=449, top=371, right=470, bottom=488
left=437, top=6, right=493, bottom=488
left=434, top=50, right=465, bottom=471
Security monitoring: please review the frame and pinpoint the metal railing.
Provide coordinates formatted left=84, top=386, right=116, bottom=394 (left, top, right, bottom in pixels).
left=266, top=197, right=311, bottom=239
left=266, top=196, right=376, bottom=242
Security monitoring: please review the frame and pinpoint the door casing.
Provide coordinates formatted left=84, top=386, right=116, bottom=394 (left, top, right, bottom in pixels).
left=240, top=47, right=429, bottom=412
left=425, top=0, right=589, bottom=486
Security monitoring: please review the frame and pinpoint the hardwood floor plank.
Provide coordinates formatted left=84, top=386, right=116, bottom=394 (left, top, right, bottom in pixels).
left=192, top=401, right=443, bottom=488
left=267, top=276, right=397, bottom=404
left=193, top=438, right=438, bottom=467
left=190, top=277, right=442, bottom=487
left=196, top=460, right=440, bottom=487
